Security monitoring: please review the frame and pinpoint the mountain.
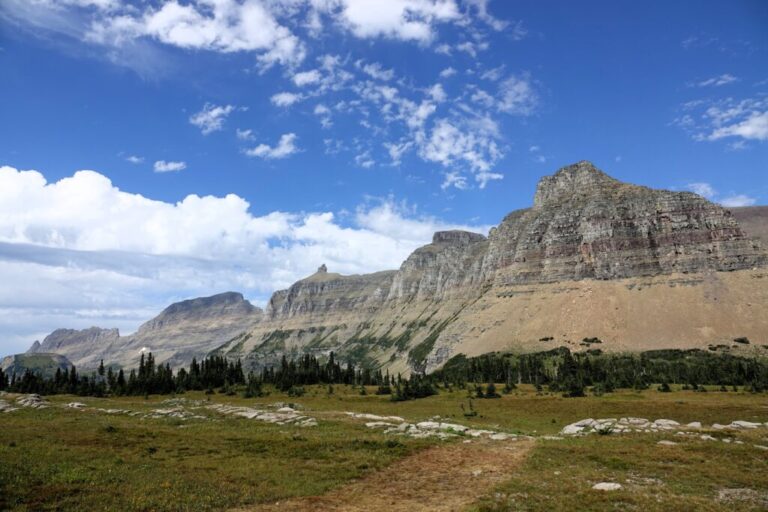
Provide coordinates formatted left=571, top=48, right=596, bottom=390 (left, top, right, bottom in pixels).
left=28, top=162, right=768, bottom=374
left=1, top=352, right=73, bottom=378
left=216, top=161, right=767, bottom=373
left=29, top=292, right=262, bottom=371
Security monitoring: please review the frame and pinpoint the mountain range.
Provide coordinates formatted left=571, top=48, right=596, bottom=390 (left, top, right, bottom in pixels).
left=19, top=161, right=768, bottom=375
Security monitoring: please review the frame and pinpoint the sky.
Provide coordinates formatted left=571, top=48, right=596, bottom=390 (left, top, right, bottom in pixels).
left=0, top=0, right=767, bottom=356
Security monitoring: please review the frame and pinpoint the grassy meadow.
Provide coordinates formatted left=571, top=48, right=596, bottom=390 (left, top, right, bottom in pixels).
left=1, top=385, right=767, bottom=511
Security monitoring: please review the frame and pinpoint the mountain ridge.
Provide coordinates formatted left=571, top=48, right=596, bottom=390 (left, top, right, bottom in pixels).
left=18, top=161, right=768, bottom=374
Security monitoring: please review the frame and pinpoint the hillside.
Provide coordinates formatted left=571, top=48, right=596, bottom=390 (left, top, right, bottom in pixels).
left=26, top=162, right=768, bottom=373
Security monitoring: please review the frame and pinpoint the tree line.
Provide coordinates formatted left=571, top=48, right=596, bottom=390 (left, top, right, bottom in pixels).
left=3, top=347, right=766, bottom=400
left=432, top=347, right=768, bottom=397
left=0, top=351, right=436, bottom=401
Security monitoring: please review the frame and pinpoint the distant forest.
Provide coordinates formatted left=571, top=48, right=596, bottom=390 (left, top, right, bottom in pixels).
left=2, top=347, right=767, bottom=401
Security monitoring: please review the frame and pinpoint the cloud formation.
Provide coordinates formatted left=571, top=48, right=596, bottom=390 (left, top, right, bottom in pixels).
left=189, top=103, right=236, bottom=134
left=0, top=164, right=488, bottom=354
left=245, top=133, right=299, bottom=159
left=153, top=160, right=187, bottom=172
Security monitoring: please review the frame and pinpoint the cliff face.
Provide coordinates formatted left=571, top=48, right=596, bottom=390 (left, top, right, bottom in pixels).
left=30, top=162, right=768, bottom=374
left=30, top=293, right=262, bottom=370
left=482, top=161, right=764, bottom=284
left=224, top=161, right=766, bottom=373
left=35, top=328, right=121, bottom=367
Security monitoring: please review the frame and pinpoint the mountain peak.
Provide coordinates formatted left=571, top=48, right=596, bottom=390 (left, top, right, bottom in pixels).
left=534, top=161, right=621, bottom=207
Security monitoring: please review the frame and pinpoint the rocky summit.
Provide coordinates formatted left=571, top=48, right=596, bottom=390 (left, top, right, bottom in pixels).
left=28, top=162, right=768, bottom=373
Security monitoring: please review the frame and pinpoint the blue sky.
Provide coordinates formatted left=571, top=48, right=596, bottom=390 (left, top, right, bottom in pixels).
left=0, top=0, right=766, bottom=355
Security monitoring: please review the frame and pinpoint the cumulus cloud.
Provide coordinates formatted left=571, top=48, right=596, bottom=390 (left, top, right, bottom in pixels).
left=189, top=103, right=236, bottom=135
left=708, top=111, right=768, bottom=142
left=86, top=0, right=306, bottom=68
left=153, top=160, right=186, bottom=173
left=439, top=67, right=456, bottom=78
left=125, top=155, right=144, bottom=164
left=0, top=164, right=488, bottom=354
left=292, top=69, right=321, bottom=86
left=245, top=133, right=298, bottom=159
left=271, top=91, right=303, bottom=107
left=323, top=0, right=462, bottom=43
left=357, top=60, right=395, bottom=81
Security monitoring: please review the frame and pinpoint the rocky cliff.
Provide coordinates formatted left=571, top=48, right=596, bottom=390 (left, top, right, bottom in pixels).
left=214, top=161, right=767, bottom=374
left=30, top=292, right=262, bottom=371
left=29, top=161, right=768, bottom=374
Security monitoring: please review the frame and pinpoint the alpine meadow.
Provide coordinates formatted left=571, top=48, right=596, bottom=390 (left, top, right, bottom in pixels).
left=1, top=1, right=767, bottom=511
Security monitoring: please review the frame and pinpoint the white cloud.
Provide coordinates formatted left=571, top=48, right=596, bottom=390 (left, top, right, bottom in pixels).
left=245, top=133, right=298, bottom=159
left=528, top=145, right=540, bottom=152
left=676, top=96, right=768, bottom=143
left=418, top=117, right=502, bottom=187
left=464, top=0, right=510, bottom=32
left=720, top=194, right=757, bottom=207
left=708, top=111, right=768, bottom=141
left=270, top=91, right=303, bottom=107
left=125, top=155, right=144, bottom=164
left=427, top=83, right=447, bottom=102
left=324, top=0, right=461, bottom=43
left=439, top=67, right=456, bottom=78
left=357, top=60, right=395, bottom=81
left=383, top=141, right=413, bottom=165
left=0, top=164, right=488, bottom=354
left=313, top=103, right=332, bottom=128
left=687, top=182, right=716, bottom=199
left=292, top=69, right=321, bottom=86
left=694, top=74, right=739, bottom=87
left=236, top=128, right=255, bottom=141
left=153, top=160, right=186, bottom=173
left=86, top=0, right=306, bottom=68
left=497, top=74, right=537, bottom=115
left=189, top=103, right=236, bottom=135
left=355, top=150, right=375, bottom=168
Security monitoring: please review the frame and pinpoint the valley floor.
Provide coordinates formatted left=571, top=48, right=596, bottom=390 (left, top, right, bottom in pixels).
left=1, top=386, right=767, bottom=511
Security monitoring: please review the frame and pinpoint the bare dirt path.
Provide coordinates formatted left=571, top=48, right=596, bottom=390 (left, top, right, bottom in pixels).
left=235, top=438, right=534, bottom=512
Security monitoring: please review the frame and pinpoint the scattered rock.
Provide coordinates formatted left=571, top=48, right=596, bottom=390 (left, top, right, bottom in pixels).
left=15, top=394, right=49, bottom=409
left=66, top=402, right=87, bottom=409
left=592, top=482, right=622, bottom=491
left=345, top=412, right=405, bottom=422
left=730, top=420, right=761, bottom=429
left=657, top=440, right=678, bottom=446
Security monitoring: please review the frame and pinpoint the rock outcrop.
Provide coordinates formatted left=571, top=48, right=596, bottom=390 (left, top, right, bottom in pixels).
left=28, top=162, right=768, bottom=374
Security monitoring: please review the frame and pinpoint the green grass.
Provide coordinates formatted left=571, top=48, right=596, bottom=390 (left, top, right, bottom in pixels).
left=2, top=386, right=767, bottom=511
left=471, top=432, right=768, bottom=512
left=0, top=391, right=433, bottom=511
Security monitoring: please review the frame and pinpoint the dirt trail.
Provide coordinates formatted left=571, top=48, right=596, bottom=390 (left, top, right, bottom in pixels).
left=237, top=438, right=533, bottom=512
